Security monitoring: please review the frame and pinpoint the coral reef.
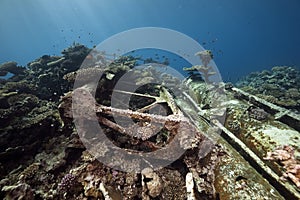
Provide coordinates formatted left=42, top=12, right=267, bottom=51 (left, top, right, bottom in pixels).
left=236, top=66, right=300, bottom=111
left=0, top=61, right=26, bottom=78
left=264, top=145, right=300, bottom=188
left=0, top=44, right=92, bottom=185
left=0, top=44, right=295, bottom=199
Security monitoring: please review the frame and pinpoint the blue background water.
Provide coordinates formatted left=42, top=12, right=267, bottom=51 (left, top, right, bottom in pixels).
left=0, top=0, right=299, bottom=82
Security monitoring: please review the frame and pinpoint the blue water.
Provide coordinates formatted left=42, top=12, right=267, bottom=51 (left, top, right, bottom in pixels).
left=0, top=0, right=300, bottom=82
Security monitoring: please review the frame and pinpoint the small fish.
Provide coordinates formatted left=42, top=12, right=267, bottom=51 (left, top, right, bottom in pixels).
left=211, top=38, right=218, bottom=43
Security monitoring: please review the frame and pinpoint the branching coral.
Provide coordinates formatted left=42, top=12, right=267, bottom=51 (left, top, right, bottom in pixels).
left=184, top=50, right=216, bottom=83
left=195, top=50, right=213, bottom=67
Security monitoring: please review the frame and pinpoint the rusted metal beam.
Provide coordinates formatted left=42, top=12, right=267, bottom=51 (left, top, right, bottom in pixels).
left=212, top=119, right=300, bottom=200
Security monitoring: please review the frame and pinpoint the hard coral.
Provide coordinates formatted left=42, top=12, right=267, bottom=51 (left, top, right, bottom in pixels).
left=195, top=50, right=213, bottom=66
left=264, top=145, right=300, bottom=188
left=0, top=61, right=25, bottom=76
left=236, top=66, right=300, bottom=111
left=248, top=106, right=268, bottom=121
left=58, top=173, right=77, bottom=192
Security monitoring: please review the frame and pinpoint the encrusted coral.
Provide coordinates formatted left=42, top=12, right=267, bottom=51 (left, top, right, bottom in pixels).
left=247, top=106, right=268, bottom=121
left=264, top=145, right=300, bottom=188
left=227, top=119, right=241, bottom=132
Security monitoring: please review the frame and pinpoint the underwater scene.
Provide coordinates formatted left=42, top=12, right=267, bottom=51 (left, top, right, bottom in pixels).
left=0, top=0, right=300, bottom=199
